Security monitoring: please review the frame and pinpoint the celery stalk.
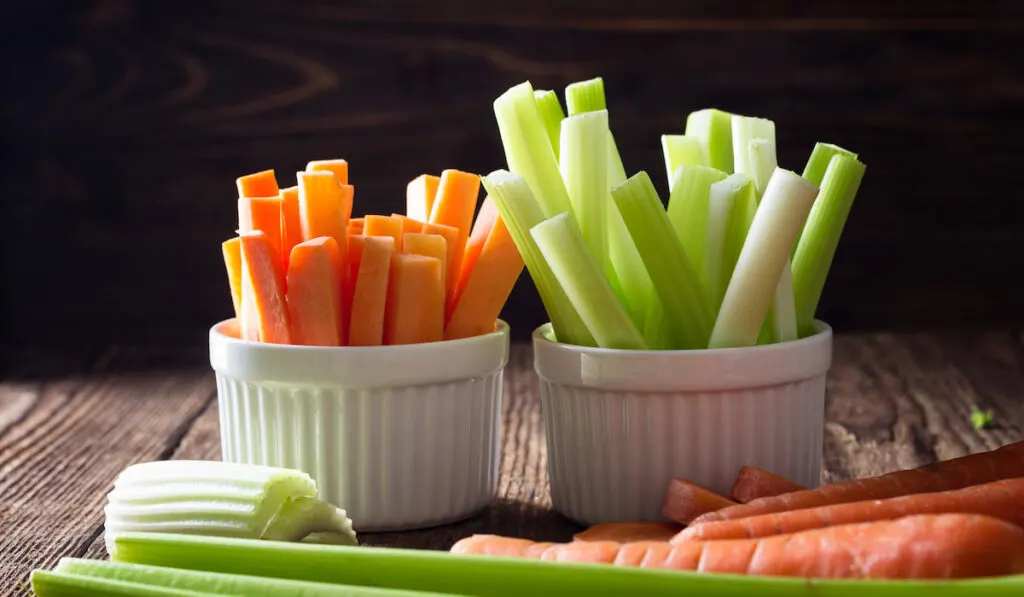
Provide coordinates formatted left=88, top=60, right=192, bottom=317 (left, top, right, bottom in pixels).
left=493, top=82, right=573, bottom=218
left=709, top=169, right=818, bottom=349
left=792, top=154, right=866, bottom=335
left=685, top=108, right=734, bottom=173
left=533, top=90, right=564, bottom=161
left=31, top=570, right=206, bottom=597
left=564, top=77, right=606, bottom=115
left=612, top=172, right=714, bottom=349
left=722, top=175, right=758, bottom=294
left=666, top=164, right=729, bottom=285
left=531, top=213, right=645, bottom=349
left=732, top=115, right=775, bottom=182
left=802, top=142, right=859, bottom=186
left=702, top=173, right=751, bottom=313
left=482, top=170, right=594, bottom=346
left=749, top=138, right=777, bottom=200
left=559, top=111, right=611, bottom=282
left=661, top=135, right=709, bottom=190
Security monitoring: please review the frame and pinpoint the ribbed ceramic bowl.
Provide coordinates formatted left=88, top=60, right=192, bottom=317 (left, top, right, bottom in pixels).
left=209, top=319, right=509, bottom=532
left=533, top=321, right=832, bottom=526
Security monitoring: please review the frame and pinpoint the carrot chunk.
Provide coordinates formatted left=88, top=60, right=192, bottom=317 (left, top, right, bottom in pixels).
left=280, top=185, right=303, bottom=267
left=383, top=253, right=444, bottom=345
left=286, top=237, right=343, bottom=346
left=239, top=231, right=290, bottom=344
left=730, top=466, right=806, bottom=503
left=364, top=214, right=404, bottom=251
left=406, top=174, right=440, bottom=222
left=305, top=159, right=349, bottom=185
left=662, top=479, right=738, bottom=525
left=428, top=170, right=480, bottom=302
left=452, top=196, right=499, bottom=312
left=402, top=233, right=448, bottom=289
left=221, top=237, right=243, bottom=320
left=238, top=195, right=284, bottom=264
left=348, top=236, right=395, bottom=346
left=236, top=169, right=279, bottom=198
left=573, top=522, right=682, bottom=544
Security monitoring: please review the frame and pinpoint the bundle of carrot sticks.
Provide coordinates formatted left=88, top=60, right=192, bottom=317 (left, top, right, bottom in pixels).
left=453, top=440, right=1024, bottom=580
left=221, top=162, right=524, bottom=346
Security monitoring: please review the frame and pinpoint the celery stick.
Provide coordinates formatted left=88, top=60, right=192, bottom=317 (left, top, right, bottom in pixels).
left=685, top=108, right=734, bottom=173
left=533, top=90, right=564, bottom=161
left=792, top=154, right=866, bottom=335
left=749, top=138, right=777, bottom=200
left=732, top=115, right=775, bottom=182
left=661, top=135, right=709, bottom=190
left=564, top=77, right=606, bottom=115
left=31, top=570, right=207, bottom=597
left=482, top=170, right=594, bottom=346
left=802, top=142, right=858, bottom=186
left=722, top=175, right=758, bottom=293
left=666, top=164, right=729, bottom=286
left=709, top=169, right=818, bottom=349
left=702, top=173, right=751, bottom=313
left=531, top=213, right=645, bottom=350
left=493, top=82, right=572, bottom=218
left=612, top=172, right=714, bottom=349
left=559, top=111, right=611, bottom=282
left=52, top=559, right=447, bottom=597
left=768, top=261, right=798, bottom=342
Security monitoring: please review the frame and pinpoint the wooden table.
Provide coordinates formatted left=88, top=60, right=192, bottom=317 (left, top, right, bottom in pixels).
left=2, top=331, right=1023, bottom=592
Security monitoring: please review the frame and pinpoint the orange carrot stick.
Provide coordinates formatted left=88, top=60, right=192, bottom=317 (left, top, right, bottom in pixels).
left=392, top=213, right=425, bottom=237
left=286, top=237, right=343, bottom=346
left=238, top=196, right=285, bottom=264
left=730, top=466, right=806, bottom=503
left=420, top=222, right=460, bottom=306
left=221, top=237, right=243, bottom=320
left=676, top=476, right=1024, bottom=543
left=428, top=169, right=480, bottom=303
left=348, top=218, right=364, bottom=237
left=692, top=440, right=1024, bottom=526
left=236, top=169, right=279, bottom=198
left=574, top=522, right=681, bottom=544
left=297, top=171, right=351, bottom=341
left=280, top=186, right=303, bottom=267
left=452, top=196, right=499, bottom=312
left=364, top=215, right=404, bottom=252
left=452, top=514, right=1024, bottom=579
left=341, top=234, right=365, bottom=340
left=444, top=215, right=523, bottom=339
left=662, top=479, right=737, bottom=525
left=406, top=174, right=440, bottom=222
left=239, top=231, right=290, bottom=344
left=402, top=233, right=448, bottom=287
left=306, top=159, right=349, bottom=185
left=383, top=253, right=444, bottom=345
left=348, top=236, right=394, bottom=346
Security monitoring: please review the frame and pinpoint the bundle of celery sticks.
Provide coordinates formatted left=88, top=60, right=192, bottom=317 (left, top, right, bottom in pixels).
left=483, top=78, right=865, bottom=350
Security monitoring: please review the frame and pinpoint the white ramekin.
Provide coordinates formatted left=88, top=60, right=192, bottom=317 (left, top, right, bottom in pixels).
left=209, top=319, right=509, bottom=532
left=533, top=321, right=832, bottom=526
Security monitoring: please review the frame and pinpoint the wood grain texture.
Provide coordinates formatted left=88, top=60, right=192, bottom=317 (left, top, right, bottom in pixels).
left=1, top=1, right=1022, bottom=350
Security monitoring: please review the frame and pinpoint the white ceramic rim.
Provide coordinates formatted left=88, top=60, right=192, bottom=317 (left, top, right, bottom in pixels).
left=210, top=318, right=510, bottom=389
left=533, top=320, right=833, bottom=392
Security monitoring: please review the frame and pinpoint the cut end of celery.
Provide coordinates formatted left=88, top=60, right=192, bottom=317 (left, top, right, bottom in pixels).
left=685, top=108, right=735, bottom=174
left=662, top=135, right=710, bottom=190
left=534, top=89, right=565, bottom=161
left=565, top=77, right=607, bottom=115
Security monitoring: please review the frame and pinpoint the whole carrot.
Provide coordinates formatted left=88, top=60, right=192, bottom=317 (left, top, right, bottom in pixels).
left=692, top=440, right=1024, bottom=525
left=676, top=477, right=1024, bottom=542
left=451, top=514, right=1024, bottom=580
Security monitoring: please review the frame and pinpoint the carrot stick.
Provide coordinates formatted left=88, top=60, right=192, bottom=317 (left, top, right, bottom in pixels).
left=239, top=231, right=290, bottom=344
left=364, top=215, right=404, bottom=251
left=452, top=196, right=499, bottom=313
left=406, top=173, right=440, bottom=222
left=676, top=476, right=1024, bottom=542
left=444, top=214, right=523, bottom=340
left=348, top=218, right=364, bottom=237
left=341, top=234, right=365, bottom=341
left=306, top=159, right=349, bottom=185
left=297, top=171, right=351, bottom=342
left=452, top=514, right=1024, bottom=579
left=238, top=196, right=284, bottom=264
left=420, top=222, right=460, bottom=305
left=403, top=233, right=448, bottom=287
left=286, top=237, right=343, bottom=346
left=392, top=213, right=426, bottom=237
left=280, top=185, right=303, bottom=268
left=428, top=169, right=480, bottom=303
left=692, top=440, right=1024, bottom=525
left=348, top=236, right=395, bottom=346
left=574, top=522, right=681, bottom=544
left=662, top=479, right=737, bottom=525
left=383, top=253, right=444, bottom=345
left=221, top=237, right=243, bottom=320
left=236, top=169, right=279, bottom=198
left=730, top=466, right=806, bottom=503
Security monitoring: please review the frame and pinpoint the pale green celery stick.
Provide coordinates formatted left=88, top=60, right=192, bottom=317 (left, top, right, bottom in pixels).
left=533, top=90, right=564, bottom=161
left=531, top=213, right=645, bottom=349
left=560, top=111, right=611, bottom=281
left=701, top=173, right=750, bottom=313
left=612, top=172, right=714, bottom=349
left=53, top=558, right=446, bottom=597
left=749, top=138, right=777, bottom=200
left=732, top=115, right=775, bottom=182
left=31, top=570, right=207, bottom=597
left=564, top=77, right=606, bottom=115
left=661, top=135, right=709, bottom=190
left=493, top=82, right=573, bottom=218
left=709, top=169, right=818, bottom=349
left=792, top=154, right=866, bottom=335
left=111, top=532, right=1024, bottom=597
left=103, top=460, right=355, bottom=556
left=802, top=142, right=859, bottom=186
left=722, top=176, right=758, bottom=293
left=482, top=170, right=594, bottom=346
left=685, top=108, right=735, bottom=173
left=666, top=164, right=729, bottom=285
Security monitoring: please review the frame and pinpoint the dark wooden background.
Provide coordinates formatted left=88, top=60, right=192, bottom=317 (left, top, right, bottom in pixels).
left=2, top=1, right=1023, bottom=358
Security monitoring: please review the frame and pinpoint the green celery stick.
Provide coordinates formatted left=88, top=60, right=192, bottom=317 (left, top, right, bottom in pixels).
left=482, top=170, right=594, bottom=346
left=493, top=82, right=573, bottom=218
left=802, top=142, right=859, bottom=186
left=564, top=77, right=606, bottom=114
left=612, top=172, right=714, bottom=349
left=531, top=213, right=645, bottom=349
left=560, top=110, right=611, bottom=283
left=661, top=135, right=709, bottom=190
left=702, top=173, right=751, bottom=313
left=710, top=169, right=818, bottom=349
left=685, top=108, right=735, bottom=173
left=32, top=570, right=207, bottom=597
left=666, top=164, right=729, bottom=285
left=792, top=154, right=866, bottom=335
left=110, top=532, right=1024, bottom=597
left=722, top=174, right=758, bottom=294
left=533, top=90, right=564, bottom=161
left=732, top=115, right=776, bottom=183
left=749, top=138, right=777, bottom=200
left=51, top=558, right=448, bottom=597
